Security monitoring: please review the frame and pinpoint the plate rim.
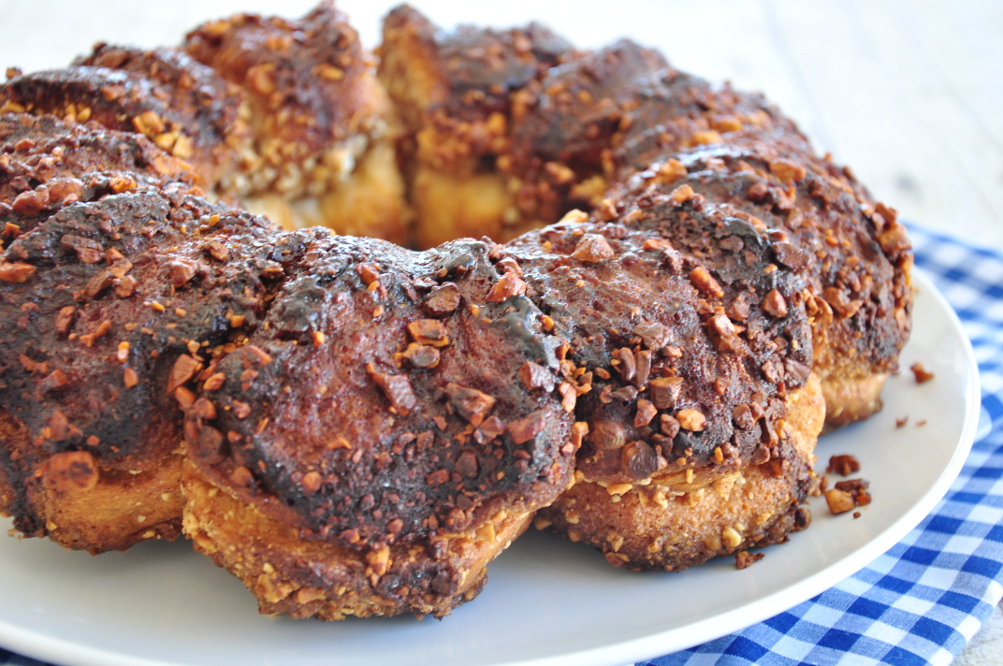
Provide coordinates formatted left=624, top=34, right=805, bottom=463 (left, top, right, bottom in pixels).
left=0, top=268, right=981, bottom=666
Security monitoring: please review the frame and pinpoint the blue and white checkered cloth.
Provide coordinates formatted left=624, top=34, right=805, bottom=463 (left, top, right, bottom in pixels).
left=2, top=225, right=1002, bottom=666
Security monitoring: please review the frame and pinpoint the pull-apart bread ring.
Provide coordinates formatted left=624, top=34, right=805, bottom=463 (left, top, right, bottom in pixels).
left=0, top=1, right=912, bottom=619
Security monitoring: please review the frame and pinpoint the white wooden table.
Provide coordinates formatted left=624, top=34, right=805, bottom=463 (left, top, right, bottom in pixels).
left=1, top=1, right=1000, bottom=663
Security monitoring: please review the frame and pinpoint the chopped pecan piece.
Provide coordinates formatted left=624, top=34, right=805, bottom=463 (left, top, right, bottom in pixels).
left=507, top=409, right=549, bottom=444
left=621, top=441, right=659, bottom=480
left=676, top=409, right=706, bottom=432
left=407, top=319, right=450, bottom=347
left=827, top=454, right=860, bottom=476
left=592, top=420, right=625, bottom=449
left=633, top=399, right=657, bottom=428
left=486, top=271, right=527, bottom=302
left=401, top=343, right=440, bottom=369
left=735, top=550, right=765, bottom=570
left=824, top=489, right=856, bottom=515
left=649, top=376, right=683, bottom=410
left=168, top=355, right=202, bottom=394
left=445, top=383, right=495, bottom=427
left=519, top=361, right=555, bottom=392
left=571, top=234, right=615, bottom=263
left=168, top=259, right=199, bottom=288
left=0, top=261, right=36, bottom=283
left=370, top=371, right=417, bottom=416
left=424, top=283, right=461, bottom=315
left=910, top=362, right=934, bottom=384
left=762, top=289, right=788, bottom=318
left=689, top=266, right=724, bottom=298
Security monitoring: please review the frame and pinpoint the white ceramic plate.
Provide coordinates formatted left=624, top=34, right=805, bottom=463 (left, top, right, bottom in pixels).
left=0, top=268, right=980, bottom=666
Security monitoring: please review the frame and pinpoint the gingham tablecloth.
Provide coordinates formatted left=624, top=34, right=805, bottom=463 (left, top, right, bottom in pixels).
left=3, top=225, right=1003, bottom=666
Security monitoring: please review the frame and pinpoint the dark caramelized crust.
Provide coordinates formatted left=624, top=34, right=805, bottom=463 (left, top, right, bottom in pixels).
left=0, top=187, right=278, bottom=551
left=0, top=52, right=249, bottom=186
left=612, top=141, right=912, bottom=426
left=506, top=197, right=813, bottom=483
left=0, top=113, right=194, bottom=240
left=179, top=232, right=576, bottom=615
left=71, top=45, right=254, bottom=187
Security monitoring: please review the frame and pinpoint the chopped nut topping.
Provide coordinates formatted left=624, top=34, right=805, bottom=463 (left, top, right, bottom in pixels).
left=706, top=313, right=740, bottom=352
left=424, top=283, right=461, bottom=315
left=168, top=354, right=202, bottom=394
left=507, top=409, right=549, bottom=444
left=205, top=241, right=228, bottom=261
left=123, top=367, right=139, bottom=388
left=401, top=343, right=440, bottom=369
left=642, top=237, right=674, bottom=252
left=203, top=372, right=226, bottom=391
left=407, top=319, right=450, bottom=347
left=622, top=441, right=658, bottom=480
left=769, top=159, right=807, bottom=185
left=79, top=320, right=111, bottom=347
left=592, top=420, right=625, bottom=449
left=633, top=350, right=651, bottom=388
left=877, top=221, right=910, bottom=256
left=0, top=261, right=36, bottom=283
left=660, top=413, right=680, bottom=439
left=762, top=289, right=788, bottom=318
left=474, top=416, right=506, bottom=444
left=649, top=376, right=683, bottom=410
left=634, top=399, right=657, bottom=428
left=132, top=110, right=165, bottom=137
left=246, top=63, right=276, bottom=95
left=721, top=525, right=743, bottom=548
left=486, top=271, right=528, bottom=302
left=301, top=471, right=322, bottom=494
left=356, top=263, right=380, bottom=286
left=115, top=276, right=138, bottom=298
left=910, top=362, right=935, bottom=384
left=824, top=489, right=856, bottom=514
left=733, top=404, right=756, bottom=430
left=676, top=408, right=706, bottom=432
left=635, top=321, right=670, bottom=351
left=571, top=234, right=615, bottom=263
left=55, top=306, right=76, bottom=336
left=827, top=454, right=860, bottom=476
left=668, top=184, right=696, bottom=206
left=445, top=383, right=495, bottom=427
left=167, top=259, right=198, bottom=288
left=519, top=361, right=555, bottom=392
left=370, top=369, right=417, bottom=416
left=558, top=209, right=589, bottom=225
left=689, top=266, right=724, bottom=298
left=616, top=347, right=636, bottom=382
left=174, top=386, right=196, bottom=409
